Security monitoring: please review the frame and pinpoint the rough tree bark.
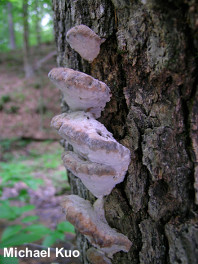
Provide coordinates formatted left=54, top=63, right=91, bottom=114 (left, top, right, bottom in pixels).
left=52, top=1, right=198, bottom=263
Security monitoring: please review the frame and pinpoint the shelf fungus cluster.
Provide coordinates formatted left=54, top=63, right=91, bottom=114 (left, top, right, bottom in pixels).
left=49, top=25, right=131, bottom=262
left=51, top=111, right=130, bottom=198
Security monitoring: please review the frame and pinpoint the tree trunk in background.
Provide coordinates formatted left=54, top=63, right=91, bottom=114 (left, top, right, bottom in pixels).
left=52, top=1, right=198, bottom=263
left=35, top=0, right=41, bottom=46
left=7, top=2, right=16, bottom=50
left=23, top=0, right=34, bottom=78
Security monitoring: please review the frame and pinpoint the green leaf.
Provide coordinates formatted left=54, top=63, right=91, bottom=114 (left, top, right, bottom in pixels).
left=52, top=230, right=65, bottom=240
left=0, top=205, right=13, bottom=220
left=0, top=161, right=43, bottom=190
left=0, top=203, right=35, bottom=220
left=17, top=189, right=29, bottom=201
left=11, top=205, right=35, bottom=219
left=21, top=215, right=38, bottom=223
left=42, top=234, right=57, bottom=247
left=23, top=224, right=51, bottom=235
left=0, top=255, right=19, bottom=264
left=18, top=204, right=35, bottom=213
left=57, top=221, right=75, bottom=233
left=1, top=225, right=22, bottom=242
left=0, top=232, right=44, bottom=248
left=24, top=178, right=43, bottom=190
left=42, top=230, right=65, bottom=247
left=0, top=200, right=10, bottom=206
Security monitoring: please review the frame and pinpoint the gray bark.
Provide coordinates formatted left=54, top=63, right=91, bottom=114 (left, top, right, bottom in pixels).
left=52, top=0, right=198, bottom=263
left=7, top=2, right=16, bottom=50
left=23, top=0, right=34, bottom=78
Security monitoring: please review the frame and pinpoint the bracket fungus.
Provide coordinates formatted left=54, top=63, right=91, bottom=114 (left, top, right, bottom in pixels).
left=49, top=40, right=131, bottom=254
left=51, top=111, right=131, bottom=198
left=66, top=25, right=105, bottom=62
left=62, top=195, right=132, bottom=257
left=48, top=67, right=111, bottom=118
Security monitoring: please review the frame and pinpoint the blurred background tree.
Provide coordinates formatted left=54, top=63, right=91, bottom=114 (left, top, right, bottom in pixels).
left=7, top=1, right=16, bottom=50
left=0, top=0, right=54, bottom=78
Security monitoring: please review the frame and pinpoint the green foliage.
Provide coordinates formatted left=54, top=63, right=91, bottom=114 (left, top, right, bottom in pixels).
left=0, top=139, right=73, bottom=264
left=34, top=82, right=41, bottom=89
left=0, top=255, right=19, bottom=264
left=12, top=92, right=25, bottom=103
left=0, top=0, right=53, bottom=52
left=6, top=105, right=20, bottom=114
left=0, top=95, right=11, bottom=110
left=0, top=224, right=51, bottom=248
left=0, top=209, right=75, bottom=251
left=0, top=139, right=73, bottom=262
left=0, top=161, right=43, bottom=191
left=1, top=95, right=11, bottom=104
left=0, top=218, right=75, bottom=249
left=0, top=198, right=74, bottom=249
left=57, top=221, right=75, bottom=234
left=0, top=200, right=50, bottom=254
left=21, top=215, right=38, bottom=222
left=42, top=221, right=75, bottom=247
left=1, top=225, right=22, bottom=241
left=0, top=201, right=34, bottom=220
left=27, top=146, right=64, bottom=170
left=0, top=138, right=31, bottom=153
left=41, top=152, right=61, bottom=169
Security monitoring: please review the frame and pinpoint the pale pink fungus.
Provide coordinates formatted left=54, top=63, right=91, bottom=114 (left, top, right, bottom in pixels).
left=48, top=67, right=111, bottom=118
left=66, top=25, right=105, bottom=62
left=51, top=111, right=131, bottom=198
left=62, top=195, right=132, bottom=257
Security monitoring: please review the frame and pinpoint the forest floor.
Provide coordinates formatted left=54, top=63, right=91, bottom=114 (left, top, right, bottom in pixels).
left=0, top=44, right=81, bottom=264
left=0, top=43, right=60, bottom=140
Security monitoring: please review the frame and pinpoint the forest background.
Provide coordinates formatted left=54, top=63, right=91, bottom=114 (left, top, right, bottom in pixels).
left=0, top=1, right=78, bottom=264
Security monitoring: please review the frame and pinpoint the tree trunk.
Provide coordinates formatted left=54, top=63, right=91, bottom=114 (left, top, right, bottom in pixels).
left=52, top=1, right=198, bottom=263
left=7, top=2, right=16, bottom=50
left=35, top=0, right=41, bottom=46
left=23, top=0, right=34, bottom=78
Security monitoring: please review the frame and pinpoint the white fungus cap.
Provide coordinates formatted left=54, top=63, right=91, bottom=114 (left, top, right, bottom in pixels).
left=48, top=67, right=111, bottom=118
left=66, top=24, right=105, bottom=62
left=51, top=111, right=131, bottom=198
left=62, top=151, right=117, bottom=198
